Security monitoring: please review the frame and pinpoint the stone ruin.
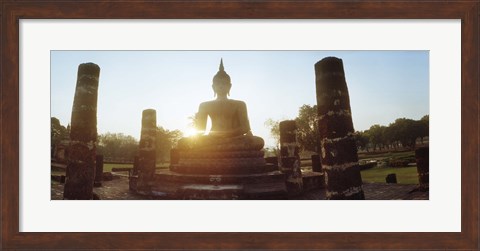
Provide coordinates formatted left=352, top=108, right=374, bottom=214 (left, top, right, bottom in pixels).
left=415, top=146, right=429, bottom=191
left=314, top=57, right=365, bottom=199
left=63, top=57, right=371, bottom=200
left=132, top=60, right=290, bottom=199
left=63, top=63, right=100, bottom=200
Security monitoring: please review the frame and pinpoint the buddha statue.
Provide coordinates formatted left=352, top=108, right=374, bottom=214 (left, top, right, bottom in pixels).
left=177, top=59, right=264, bottom=152
left=172, top=59, right=271, bottom=174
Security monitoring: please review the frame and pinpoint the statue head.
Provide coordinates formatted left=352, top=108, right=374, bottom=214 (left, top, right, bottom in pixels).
left=212, top=59, right=232, bottom=97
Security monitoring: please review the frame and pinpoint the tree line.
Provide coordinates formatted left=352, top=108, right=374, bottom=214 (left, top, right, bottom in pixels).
left=51, top=117, right=183, bottom=163
left=265, top=105, right=429, bottom=153
left=355, top=115, right=428, bottom=152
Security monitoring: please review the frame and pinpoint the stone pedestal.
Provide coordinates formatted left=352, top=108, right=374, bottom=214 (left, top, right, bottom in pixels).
left=415, top=147, right=429, bottom=190
left=131, top=133, right=287, bottom=199
left=138, top=170, right=287, bottom=199
left=63, top=63, right=100, bottom=200
left=136, top=109, right=157, bottom=194
left=279, top=120, right=303, bottom=196
left=315, top=57, right=364, bottom=200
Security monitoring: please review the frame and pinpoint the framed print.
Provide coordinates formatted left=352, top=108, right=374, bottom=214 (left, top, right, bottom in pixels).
left=1, top=0, right=478, bottom=250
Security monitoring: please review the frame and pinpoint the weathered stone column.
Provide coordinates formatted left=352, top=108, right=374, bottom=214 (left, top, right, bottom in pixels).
left=94, top=155, right=103, bottom=187
left=415, top=147, right=429, bottom=191
left=63, top=63, right=100, bottom=200
left=311, top=154, right=322, bottom=172
left=315, top=57, right=364, bottom=200
left=279, top=120, right=303, bottom=196
left=136, top=109, right=157, bottom=193
left=132, top=155, right=139, bottom=176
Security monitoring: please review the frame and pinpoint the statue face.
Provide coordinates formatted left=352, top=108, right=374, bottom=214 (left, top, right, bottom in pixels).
left=212, top=82, right=231, bottom=96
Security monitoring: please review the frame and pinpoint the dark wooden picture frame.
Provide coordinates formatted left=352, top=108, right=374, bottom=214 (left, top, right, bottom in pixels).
left=1, top=1, right=478, bottom=250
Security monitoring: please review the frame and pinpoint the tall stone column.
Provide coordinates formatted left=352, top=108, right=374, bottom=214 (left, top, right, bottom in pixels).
left=315, top=57, right=364, bottom=200
left=136, top=109, right=157, bottom=193
left=311, top=154, right=322, bottom=172
left=279, top=120, right=303, bottom=196
left=415, top=147, right=429, bottom=191
left=63, top=63, right=100, bottom=200
left=132, top=155, right=139, bottom=176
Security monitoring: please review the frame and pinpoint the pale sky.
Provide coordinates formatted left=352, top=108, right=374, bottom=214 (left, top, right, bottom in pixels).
left=51, top=51, right=429, bottom=148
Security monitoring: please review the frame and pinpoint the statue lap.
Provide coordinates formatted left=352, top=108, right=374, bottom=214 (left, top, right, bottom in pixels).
left=177, top=134, right=264, bottom=152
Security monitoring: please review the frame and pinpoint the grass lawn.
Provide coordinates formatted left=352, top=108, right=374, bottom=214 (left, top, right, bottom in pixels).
left=102, top=163, right=133, bottom=172
left=103, top=163, right=169, bottom=172
left=356, top=149, right=420, bottom=184
left=361, top=166, right=418, bottom=184
left=52, top=163, right=171, bottom=175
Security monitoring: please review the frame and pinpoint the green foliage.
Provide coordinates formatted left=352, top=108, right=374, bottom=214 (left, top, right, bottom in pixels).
left=97, top=133, right=138, bottom=162
left=387, top=159, right=412, bottom=167
left=354, top=131, right=370, bottom=151
left=361, top=166, right=419, bottom=184
left=358, top=150, right=418, bottom=183
left=387, top=118, right=425, bottom=149
left=359, top=116, right=429, bottom=151
left=265, top=103, right=429, bottom=154
left=365, top=124, right=387, bottom=150
left=265, top=104, right=320, bottom=153
left=295, top=104, right=320, bottom=152
left=102, top=163, right=133, bottom=172
left=51, top=117, right=68, bottom=142
left=51, top=117, right=69, bottom=156
left=156, top=126, right=183, bottom=163
left=264, top=118, right=280, bottom=147
left=101, top=163, right=169, bottom=172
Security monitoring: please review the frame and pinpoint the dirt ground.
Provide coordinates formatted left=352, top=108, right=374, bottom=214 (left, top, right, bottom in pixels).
left=51, top=174, right=428, bottom=200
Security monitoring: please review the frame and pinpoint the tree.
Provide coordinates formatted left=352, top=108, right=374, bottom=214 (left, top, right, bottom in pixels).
left=51, top=117, right=68, bottom=157
left=265, top=103, right=430, bottom=154
left=97, top=133, right=138, bottom=162
left=295, top=104, right=320, bottom=153
left=156, top=127, right=183, bottom=163
left=354, top=131, right=370, bottom=152
left=419, top=115, right=429, bottom=144
left=388, top=118, right=422, bottom=149
left=264, top=118, right=280, bottom=148
left=265, top=105, right=320, bottom=153
left=365, top=124, right=387, bottom=151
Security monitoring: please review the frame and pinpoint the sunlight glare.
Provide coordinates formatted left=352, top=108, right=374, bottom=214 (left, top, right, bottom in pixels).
left=184, top=127, right=198, bottom=137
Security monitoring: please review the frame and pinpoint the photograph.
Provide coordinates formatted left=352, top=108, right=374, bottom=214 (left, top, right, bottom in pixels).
left=2, top=1, right=477, bottom=249
left=50, top=51, right=429, bottom=200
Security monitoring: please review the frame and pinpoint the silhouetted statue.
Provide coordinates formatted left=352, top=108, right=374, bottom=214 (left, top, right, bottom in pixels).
left=173, top=59, right=267, bottom=174
left=177, top=59, right=264, bottom=152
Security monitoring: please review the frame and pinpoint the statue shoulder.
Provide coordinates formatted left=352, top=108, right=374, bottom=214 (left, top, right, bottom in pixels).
left=199, top=100, right=215, bottom=109
left=230, top=99, right=247, bottom=107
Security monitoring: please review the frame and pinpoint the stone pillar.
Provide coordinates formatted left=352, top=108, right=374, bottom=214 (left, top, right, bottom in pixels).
left=311, top=154, right=322, bottom=172
left=315, top=57, right=364, bottom=200
left=132, top=155, right=139, bottom=176
left=415, top=147, right=429, bottom=191
left=63, top=63, right=100, bottom=200
left=94, top=155, right=103, bottom=187
left=136, top=109, right=157, bottom=193
left=279, top=120, right=303, bottom=196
